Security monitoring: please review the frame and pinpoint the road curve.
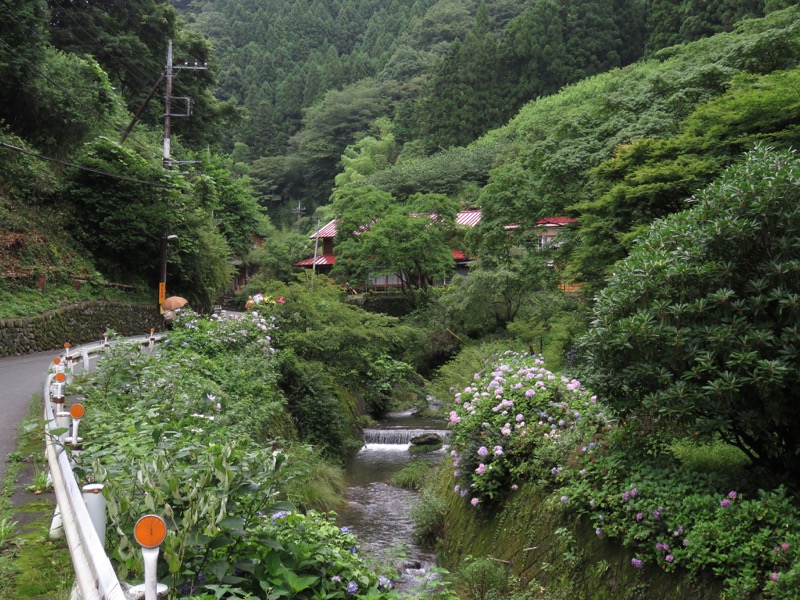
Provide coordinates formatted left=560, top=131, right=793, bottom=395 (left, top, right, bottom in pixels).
left=0, top=350, right=58, bottom=483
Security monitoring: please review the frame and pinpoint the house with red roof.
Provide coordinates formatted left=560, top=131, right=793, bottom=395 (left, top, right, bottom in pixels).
left=294, top=210, right=576, bottom=290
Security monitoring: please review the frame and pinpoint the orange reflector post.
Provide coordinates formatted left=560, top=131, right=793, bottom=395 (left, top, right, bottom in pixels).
left=53, top=357, right=61, bottom=365
left=69, top=404, right=85, bottom=419
left=134, top=515, right=167, bottom=548
left=55, top=373, right=66, bottom=383
left=64, top=342, right=71, bottom=349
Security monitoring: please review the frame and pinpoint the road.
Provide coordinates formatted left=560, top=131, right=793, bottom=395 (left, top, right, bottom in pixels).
left=0, top=350, right=58, bottom=483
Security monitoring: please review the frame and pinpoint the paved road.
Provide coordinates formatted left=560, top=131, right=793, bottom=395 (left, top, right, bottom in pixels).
left=0, top=350, right=59, bottom=483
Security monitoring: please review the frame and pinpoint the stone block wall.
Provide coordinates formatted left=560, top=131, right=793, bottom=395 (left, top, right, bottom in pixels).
left=0, top=302, right=165, bottom=357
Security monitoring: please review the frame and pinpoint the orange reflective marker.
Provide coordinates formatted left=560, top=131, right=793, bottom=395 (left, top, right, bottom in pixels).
left=134, top=514, right=167, bottom=548
left=69, top=404, right=85, bottom=419
left=55, top=372, right=66, bottom=383
left=53, top=357, right=61, bottom=365
left=150, top=327, right=155, bottom=333
left=64, top=342, right=71, bottom=349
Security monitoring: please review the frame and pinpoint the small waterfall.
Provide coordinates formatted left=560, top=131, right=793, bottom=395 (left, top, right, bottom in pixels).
left=362, top=428, right=450, bottom=445
left=341, top=414, right=448, bottom=594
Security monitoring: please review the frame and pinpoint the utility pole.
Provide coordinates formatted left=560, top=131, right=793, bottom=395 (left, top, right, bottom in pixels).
left=163, top=39, right=207, bottom=168
left=291, top=200, right=306, bottom=230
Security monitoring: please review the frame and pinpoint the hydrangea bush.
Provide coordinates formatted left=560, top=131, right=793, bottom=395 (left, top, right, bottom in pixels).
left=446, top=351, right=800, bottom=597
left=447, top=350, right=612, bottom=507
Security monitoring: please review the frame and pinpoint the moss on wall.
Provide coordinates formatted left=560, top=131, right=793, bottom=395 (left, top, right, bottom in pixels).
left=433, top=465, right=722, bottom=599
left=0, top=302, right=164, bottom=357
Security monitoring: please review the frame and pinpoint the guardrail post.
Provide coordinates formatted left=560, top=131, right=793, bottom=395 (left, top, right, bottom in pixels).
left=128, top=515, right=169, bottom=599
left=148, top=328, right=156, bottom=354
left=65, top=404, right=85, bottom=448
left=82, top=484, right=107, bottom=547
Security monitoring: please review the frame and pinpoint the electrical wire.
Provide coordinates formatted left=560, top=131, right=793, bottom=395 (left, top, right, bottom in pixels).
left=0, top=4, right=160, bottom=155
left=0, top=140, right=185, bottom=190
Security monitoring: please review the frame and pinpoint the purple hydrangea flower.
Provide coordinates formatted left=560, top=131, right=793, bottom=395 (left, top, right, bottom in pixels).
left=720, top=499, right=731, bottom=508
left=471, top=497, right=480, bottom=506
left=665, top=555, right=674, bottom=563
left=347, top=581, right=359, bottom=594
left=771, top=572, right=780, bottom=582
left=477, top=446, right=489, bottom=457
left=631, top=557, right=644, bottom=569
left=728, top=490, right=737, bottom=499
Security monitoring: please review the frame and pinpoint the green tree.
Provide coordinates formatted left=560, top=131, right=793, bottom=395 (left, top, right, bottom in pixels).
left=570, top=67, right=800, bottom=288
left=580, top=145, right=800, bottom=476
left=64, top=138, right=233, bottom=307
left=294, top=79, right=388, bottom=208
left=332, top=190, right=459, bottom=306
left=334, top=117, right=397, bottom=187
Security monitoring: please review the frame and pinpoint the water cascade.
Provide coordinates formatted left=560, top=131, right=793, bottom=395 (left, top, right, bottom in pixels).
left=338, top=410, right=447, bottom=593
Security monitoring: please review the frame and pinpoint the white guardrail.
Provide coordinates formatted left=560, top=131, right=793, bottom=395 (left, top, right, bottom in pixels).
left=44, top=331, right=164, bottom=600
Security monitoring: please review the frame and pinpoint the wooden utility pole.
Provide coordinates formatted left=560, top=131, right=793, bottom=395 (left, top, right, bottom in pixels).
left=291, top=200, right=306, bottom=230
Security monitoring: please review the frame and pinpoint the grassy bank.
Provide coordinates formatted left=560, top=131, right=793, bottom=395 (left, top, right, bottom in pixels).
left=1, top=399, right=72, bottom=600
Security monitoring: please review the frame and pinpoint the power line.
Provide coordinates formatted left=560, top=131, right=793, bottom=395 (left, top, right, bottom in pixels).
left=0, top=141, right=185, bottom=190
left=0, top=23, right=156, bottom=156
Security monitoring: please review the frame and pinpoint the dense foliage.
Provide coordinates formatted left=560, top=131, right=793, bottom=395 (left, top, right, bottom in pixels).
left=445, top=350, right=800, bottom=597
left=75, top=311, right=402, bottom=598
left=581, top=145, right=800, bottom=477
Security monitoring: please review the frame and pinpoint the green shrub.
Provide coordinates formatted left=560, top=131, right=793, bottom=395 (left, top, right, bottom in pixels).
left=411, top=490, right=446, bottom=546
left=580, top=145, right=800, bottom=477
left=75, top=316, right=401, bottom=599
left=454, top=556, right=511, bottom=600
left=392, top=461, right=435, bottom=490
left=444, top=350, right=800, bottom=597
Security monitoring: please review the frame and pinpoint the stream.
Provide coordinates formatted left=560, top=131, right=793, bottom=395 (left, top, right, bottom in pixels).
left=337, top=410, right=449, bottom=593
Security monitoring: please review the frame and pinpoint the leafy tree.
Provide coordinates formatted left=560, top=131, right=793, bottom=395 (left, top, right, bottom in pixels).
left=438, top=257, right=557, bottom=338
left=47, top=0, right=176, bottom=117
left=334, top=117, right=397, bottom=187
left=186, top=150, right=268, bottom=258
left=64, top=138, right=232, bottom=306
left=248, top=229, right=311, bottom=283
left=294, top=79, right=388, bottom=207
left=332, top=189, right=459, bottom=306
left=580, top=145, right=800, bottom=477
left=570, top=67, right=800, bottom=288
left=0, top=0, right=48, bottom=126
left=6, top=48, right=122, bottom=157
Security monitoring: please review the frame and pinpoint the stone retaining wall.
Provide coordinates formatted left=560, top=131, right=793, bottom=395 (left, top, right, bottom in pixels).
left=0, top=302, right=164, bottom=357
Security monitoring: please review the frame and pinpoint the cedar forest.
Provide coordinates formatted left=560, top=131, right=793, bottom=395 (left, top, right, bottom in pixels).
left=3, top=0, right=800, bottom=598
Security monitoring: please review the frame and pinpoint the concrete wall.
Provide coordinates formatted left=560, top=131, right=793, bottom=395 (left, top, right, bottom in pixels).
left=0, top=302, right=164, bottom=357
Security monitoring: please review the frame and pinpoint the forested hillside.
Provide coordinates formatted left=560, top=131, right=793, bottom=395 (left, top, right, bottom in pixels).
left=178, top=0, right=791, bottom=222
left=2, top=0, right=799, bottom=313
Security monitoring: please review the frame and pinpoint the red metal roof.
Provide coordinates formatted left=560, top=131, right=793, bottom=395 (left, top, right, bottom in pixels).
left=456, top=210, right=482, bottom=227
left=536, top=216, right=577, bottom=225
left=309, top=211, right=483, bottom=239
left=310, top=219, right=339, bottom=239
left=294, top=254, right=337, bottom=267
